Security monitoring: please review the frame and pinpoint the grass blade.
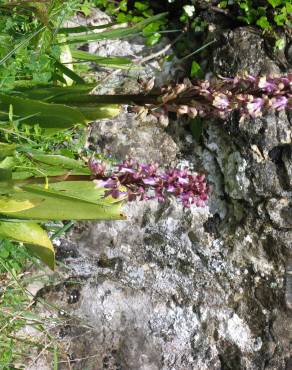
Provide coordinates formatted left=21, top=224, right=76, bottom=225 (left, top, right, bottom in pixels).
left=71, top=50, right=133, bottom=69
left=53, top=345, right=58, bottom=370
left=180, top=39, right=217, bottom=61
left=59, top=13, right=167, bottom=45
left=57, top=23, right=116, bottom=34
left=54, top=60, right=85, bottom=84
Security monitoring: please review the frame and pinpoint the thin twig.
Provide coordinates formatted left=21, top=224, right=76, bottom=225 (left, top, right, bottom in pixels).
left=0, top=301, right=35, bottom=334
left=136, top=31, right=186, bottom=65
left=58, top=353, right=101, bottom=363
left=28, top=338, right=55, bottom=367
left=180, top=39, right=217, bottom=61
left=210, top=5, right=232, bottom=17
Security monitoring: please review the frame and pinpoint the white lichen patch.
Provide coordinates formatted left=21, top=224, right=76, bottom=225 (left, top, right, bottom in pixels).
left=225, top=152, right=250, bottom=199
left=218, top=313, right=262, bottom=353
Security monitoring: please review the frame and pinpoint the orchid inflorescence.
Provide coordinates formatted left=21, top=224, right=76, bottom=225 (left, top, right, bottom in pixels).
left=88, top=158, right=208, bottom=208
left=142, top=74, right=291, bottom=122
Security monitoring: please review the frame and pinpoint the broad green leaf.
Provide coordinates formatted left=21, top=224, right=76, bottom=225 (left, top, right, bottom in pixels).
left=29, top=153, right=89, bottom=173
left=8, top=182, right=126, bottom=221
left=61, top=13, right=167, bottom=44
left=0, top=157, right=14, bottom=169
left=76, top=105, right=121, bottom=120
left=0, top=143, right=16, bottom=160
left=46, top=181, right=124, bottom=205
left=190, top=61, right=202, bottom=77
left=0, top=93, right=87, bottom=129
left=12, top=159, right=90, bottom=180
left=13, top=167, right=86, bottom=180
left=0, top=168, right=12, bottom=195
left=15, top=84, right=95, bottom=102
left=135, top=1, right=149, bottom=11
left=45, top=94, right=125, bottom=105
left=53, top=73, right=67, bottom=85
left=0, top=197, right=41, bottom=213
left=146, top=33, right=161, bottom=46
left=0, top=168, right=12, bottom=182
left=274, top=12, right=286, bottom=26
left=12, top=170, right=40, bottom=180
left=6, top=88, right=121, bottom=121
left=0, top=242, right=10, bottom=258
left=256, top=16, right=271, bottom=30
left=267, top=0, right=282, bottom=8
left=0, top=221, right=55, bottom=270
left=218, top=1, right=227, bottom=8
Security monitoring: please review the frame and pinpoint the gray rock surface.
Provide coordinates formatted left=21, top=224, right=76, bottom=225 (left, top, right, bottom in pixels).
left=34, top=22, right=292, bottom=370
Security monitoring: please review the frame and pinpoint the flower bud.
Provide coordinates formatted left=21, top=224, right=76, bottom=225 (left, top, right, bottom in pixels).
left=187, top=107, right=198, bottom=118
left=177, top=105, right=189, bottom=115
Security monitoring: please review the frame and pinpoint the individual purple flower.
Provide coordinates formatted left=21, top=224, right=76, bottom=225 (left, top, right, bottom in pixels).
left=187, top=107, right=198, bottom=118
left=246, top=75, right=257, bottom=83
left=88, top=158, right=107, bottom=176
left=246, top=97, right=264, bottom=116
left=212, top=93, right=230, bottom=110
left=270, top=96, right=288, bottom=110
left=143, top=177, right=156, bottom=186
left=257, top=76, right=277, bottom=93
left=102, top=178, right=125, bottom=199
left=177, top=105, right=189, bottom=115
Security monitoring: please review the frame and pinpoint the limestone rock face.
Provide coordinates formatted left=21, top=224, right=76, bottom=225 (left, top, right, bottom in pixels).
left=36, top=24, right=292, bottom=370
left=212, top=27, right=281, bottom=76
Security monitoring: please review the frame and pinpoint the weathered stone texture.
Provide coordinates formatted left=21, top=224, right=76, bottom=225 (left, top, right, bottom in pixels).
left=34, top=23, right=292, bottom=370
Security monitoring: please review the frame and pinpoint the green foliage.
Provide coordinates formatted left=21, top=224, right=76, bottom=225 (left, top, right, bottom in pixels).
left=0, top=240, right=35, bottom=368
left=190, top=60, right=203, bottom=78
left=0, top=83, right=124, bottom=271
left=61, top=13, right=166, bottom=44
left=0, top=86, right=124, bottom=268
left=0, top=0, right=82, bottom=90
left=93, top=0, right=167, bottom=45
left=0, top=92, right=88, bottom=131
left=0, top=144, right=126, bottom=269
left=0, top=85, right=121, bottom=138
left=0, top=221, right=55, bottom=270
left=0, top=238, right=28, bottom=273
left=0, top=0, right=156, bottom=90
left=0, top=239, right=72, bottom=368
left=235, top=0, right=291, bottom=28
left=219, top=0, right=291, bottom=47
left=0, top=0, right=167, bottom=366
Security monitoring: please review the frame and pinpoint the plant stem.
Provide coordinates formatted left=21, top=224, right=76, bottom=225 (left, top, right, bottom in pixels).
left=53, top=93, right=208, bottom=106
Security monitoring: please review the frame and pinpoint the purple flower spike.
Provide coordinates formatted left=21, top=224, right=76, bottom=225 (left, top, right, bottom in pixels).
left=155, top=74, right=291, bottom=120
left=90, top=158, right=209, bottom=208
